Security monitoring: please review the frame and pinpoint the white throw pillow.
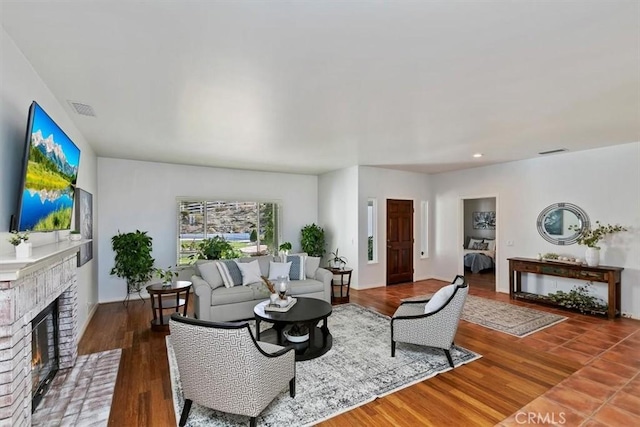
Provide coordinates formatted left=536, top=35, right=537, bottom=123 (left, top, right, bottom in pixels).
left=268, top=261, right=292, bottom=280
left=235, top=260, right=263, bottom=286
left=424, top=284, right=456, bottom=314
left=198, top=261, right=224, bottom=290
left=305, top=256, right=321, bottom=279
left=484, top=239, right=496, bottom=251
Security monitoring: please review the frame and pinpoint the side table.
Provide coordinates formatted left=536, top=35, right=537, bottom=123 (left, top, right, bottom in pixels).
left=328, top=267, right=353, bottom=303
left=146, top=280, right=192, bottom=331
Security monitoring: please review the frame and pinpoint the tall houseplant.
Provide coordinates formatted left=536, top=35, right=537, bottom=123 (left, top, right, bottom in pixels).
left=300, top=223, right=326, bottom=258
left=110, top=230, right=155, bottom=294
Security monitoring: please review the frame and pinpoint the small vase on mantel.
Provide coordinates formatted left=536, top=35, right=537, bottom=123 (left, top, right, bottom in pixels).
left=15, top=240, right=32, bottom=259
left=585, top=247, right=600, bottom=267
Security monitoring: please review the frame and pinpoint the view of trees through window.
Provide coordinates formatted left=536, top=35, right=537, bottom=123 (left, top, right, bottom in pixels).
left=177, top=200, right=280, bottom=265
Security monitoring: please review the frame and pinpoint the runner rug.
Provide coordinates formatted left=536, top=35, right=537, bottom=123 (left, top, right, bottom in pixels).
left=402, top=294, right=567, bottom=337
left=167, top=303, right=481, bottom=427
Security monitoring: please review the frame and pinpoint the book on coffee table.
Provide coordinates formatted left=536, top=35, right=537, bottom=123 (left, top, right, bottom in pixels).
left=265, top=297, right=297, bottom=312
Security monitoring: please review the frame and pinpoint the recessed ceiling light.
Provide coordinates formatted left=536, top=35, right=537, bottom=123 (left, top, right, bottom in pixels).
left=473, top=153, right=483, bottom=158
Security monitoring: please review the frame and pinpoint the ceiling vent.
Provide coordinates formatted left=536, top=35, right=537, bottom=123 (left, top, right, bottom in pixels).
left=68, top=101, right=96, bottom=117
left=538, top=148, right=568, bottom=155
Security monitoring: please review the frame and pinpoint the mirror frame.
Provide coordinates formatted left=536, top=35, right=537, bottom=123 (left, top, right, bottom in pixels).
left=536, top=202, right=590, bottom=245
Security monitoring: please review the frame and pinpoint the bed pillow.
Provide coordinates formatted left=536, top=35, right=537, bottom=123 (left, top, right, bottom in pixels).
left=305, top=256, right=321, bottom=278
left=235, top=260, right=263, bottom=286
left=424, top=284, right=456, bottom=314
left=268, top=261, right=292, bottom=280
left=471, top=242, right=489, bottom=250
left=286, top=255, right=305, bottom=280
left=484, top=239, right=496, bottom=251
left=467, top=238, right=484, bottom=249
left=216, top=260, right=243, bottom=288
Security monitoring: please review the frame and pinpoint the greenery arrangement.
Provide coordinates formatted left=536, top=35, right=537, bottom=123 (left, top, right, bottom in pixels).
left=300, top=223, right=326, bottom=258
left=547, top=281, right=608, bottom=314
left=110, top=230, right=155, bottom=293
left=279, top=241, right=292, bottom=252
left=8, top=230, right=30, bottom=246
left=569, top=221, right=628, bottom=249
left=329, top=248, right=348, bottom=269
left=154, top=266, right=178, bottom=284
left=193, top=236, right=241, bottom=260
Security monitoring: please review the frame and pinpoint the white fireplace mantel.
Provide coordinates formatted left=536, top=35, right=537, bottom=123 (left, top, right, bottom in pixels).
left=0, top=239, right=90, bottom=281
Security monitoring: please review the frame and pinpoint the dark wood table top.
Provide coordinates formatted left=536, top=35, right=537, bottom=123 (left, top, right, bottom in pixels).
left=146, top=280, right=192, bottom=294
left=254, top=297, right=332, bottom=324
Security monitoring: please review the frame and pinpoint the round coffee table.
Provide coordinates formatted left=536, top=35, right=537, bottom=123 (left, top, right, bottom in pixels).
left=254, top=297, right=332, bottom=361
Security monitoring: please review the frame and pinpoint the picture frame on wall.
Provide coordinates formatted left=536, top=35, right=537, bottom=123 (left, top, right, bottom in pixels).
left=473, top=211, right=496, bottom=230
left=76, top=188, right=93, bottom=267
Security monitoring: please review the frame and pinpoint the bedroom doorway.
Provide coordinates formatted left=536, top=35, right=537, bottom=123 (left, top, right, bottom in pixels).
left=460, top=196, right=497, bottom=291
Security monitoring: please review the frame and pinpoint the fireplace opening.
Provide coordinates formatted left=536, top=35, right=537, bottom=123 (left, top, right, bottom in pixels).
left=31, top=299, right=60, bottom=412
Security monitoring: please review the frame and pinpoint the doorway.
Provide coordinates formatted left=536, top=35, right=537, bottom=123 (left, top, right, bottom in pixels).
left=386, top=199, right=413, bottom=285
left=460, top=196, right=498, bottom=291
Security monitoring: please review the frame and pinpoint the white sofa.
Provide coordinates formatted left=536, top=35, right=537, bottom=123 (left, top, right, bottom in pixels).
left=192, top=254, right=333, bottom=322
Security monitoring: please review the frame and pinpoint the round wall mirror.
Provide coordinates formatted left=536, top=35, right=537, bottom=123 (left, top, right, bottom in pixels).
left=536, top=203, right=590, bottom=245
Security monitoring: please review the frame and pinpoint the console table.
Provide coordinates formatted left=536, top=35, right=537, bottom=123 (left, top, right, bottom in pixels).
left=508, top=257, right=623, bottom=319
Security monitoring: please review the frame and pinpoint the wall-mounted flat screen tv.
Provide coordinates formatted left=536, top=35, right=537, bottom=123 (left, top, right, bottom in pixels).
left=13, top=102, right=81, bottom=231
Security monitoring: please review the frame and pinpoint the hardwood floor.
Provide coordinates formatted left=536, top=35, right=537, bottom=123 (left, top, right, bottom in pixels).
left=78, top=277, right=640, bottom=426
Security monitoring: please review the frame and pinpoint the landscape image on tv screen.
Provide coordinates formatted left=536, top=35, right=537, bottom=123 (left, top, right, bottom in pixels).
left=17, top=103, right=80, bottom=231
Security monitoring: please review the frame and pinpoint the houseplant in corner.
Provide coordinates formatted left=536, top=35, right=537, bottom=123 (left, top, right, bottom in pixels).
left=570, top=221, right=628, bottom=267
left=110, top=230, right=155, bottom=295
left=300, top=223, right=326, bottom=258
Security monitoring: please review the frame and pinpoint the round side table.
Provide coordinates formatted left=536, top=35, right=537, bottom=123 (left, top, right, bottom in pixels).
left=146, top=280, right=192, bottom=331
left=328, top=267, right=353, bottom=303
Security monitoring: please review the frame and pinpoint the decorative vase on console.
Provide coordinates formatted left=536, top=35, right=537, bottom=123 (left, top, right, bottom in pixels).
left=569, top=221, right=628, bottom=268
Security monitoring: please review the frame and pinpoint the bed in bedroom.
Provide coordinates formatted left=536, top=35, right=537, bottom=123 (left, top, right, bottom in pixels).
left=464, top=237, right=496, bottom=274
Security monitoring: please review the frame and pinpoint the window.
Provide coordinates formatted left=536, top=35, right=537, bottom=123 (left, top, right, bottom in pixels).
left=420, top=200, right=429, bottom=258
left=177, top=200, right=281, bottom=265
left=367, top=198, right=377, bottom=263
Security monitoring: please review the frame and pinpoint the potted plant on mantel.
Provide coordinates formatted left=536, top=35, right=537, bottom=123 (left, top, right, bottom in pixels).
left=110, top=230, right=155, bottom=295
left=569, top=221, right=628, bottom=267
left=8, top=230, right=31, bottom=259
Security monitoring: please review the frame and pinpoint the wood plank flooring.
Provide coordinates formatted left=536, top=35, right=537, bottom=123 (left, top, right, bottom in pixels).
left=78, top=277, right=639, bottom=426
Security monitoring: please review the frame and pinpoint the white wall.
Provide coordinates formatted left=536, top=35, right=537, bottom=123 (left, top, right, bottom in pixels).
left=0, top=26, right=99, bottom=332
left=318, top=167, right=359, bottom=283
left=97, top=158, right=318, bottom=302
left=356, top=166, right=433, bottom=289
left=432, top=142, right=640, bottom=318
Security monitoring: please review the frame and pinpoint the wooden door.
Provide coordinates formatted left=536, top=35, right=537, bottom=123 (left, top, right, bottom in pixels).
left=386, top=199, right=413, bottom=285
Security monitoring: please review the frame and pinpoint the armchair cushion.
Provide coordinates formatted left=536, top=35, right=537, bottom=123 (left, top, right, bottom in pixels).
left=424, top=284, right=455, bottom=314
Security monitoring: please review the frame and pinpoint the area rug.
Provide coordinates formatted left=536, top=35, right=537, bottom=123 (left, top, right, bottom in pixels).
left=32, top=348, right=122, bottom=426
left=167, top=303, right=481, bottom=427
left=402, top=294, right=567, bottom=337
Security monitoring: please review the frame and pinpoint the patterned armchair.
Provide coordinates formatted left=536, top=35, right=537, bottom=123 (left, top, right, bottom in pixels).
left=169, top=313, right=296, bottom=427
left=390, top=275, right=468, bottom=367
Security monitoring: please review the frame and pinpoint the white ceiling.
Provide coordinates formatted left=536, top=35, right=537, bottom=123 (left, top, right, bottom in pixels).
left=2, top=1, right=639, bottom=175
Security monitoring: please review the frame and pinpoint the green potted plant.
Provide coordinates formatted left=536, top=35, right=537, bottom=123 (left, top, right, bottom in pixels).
left=110, top=230, right=155, bottom=294
left=69, top=230, right=82, bottom=241
left=329, top=248, right=347, bottom=269
left=300, top=223, right=326, bottom=258
left=279, top=241, right=292, bottom=258
left=193, top=236, right=240, bottom=260
left=8, top=230, right=31, bottom=259
left=569, top=221, right=628, bottom=267
left=154, top=266, right=178, bottom=286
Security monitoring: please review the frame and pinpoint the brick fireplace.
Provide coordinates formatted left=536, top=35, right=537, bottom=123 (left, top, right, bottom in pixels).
left=0, top=254, right=78, bottom=426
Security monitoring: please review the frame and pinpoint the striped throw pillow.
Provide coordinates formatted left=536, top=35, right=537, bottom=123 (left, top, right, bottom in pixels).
left=286, top=255, right=305, bottom=280
left=216, top=260, right=243, bottom=288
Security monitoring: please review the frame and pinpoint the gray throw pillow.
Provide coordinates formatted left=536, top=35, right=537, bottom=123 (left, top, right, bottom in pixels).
left=198, top=261, right=224, bottom=290
left=306, top=256, right=321, bottom=278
